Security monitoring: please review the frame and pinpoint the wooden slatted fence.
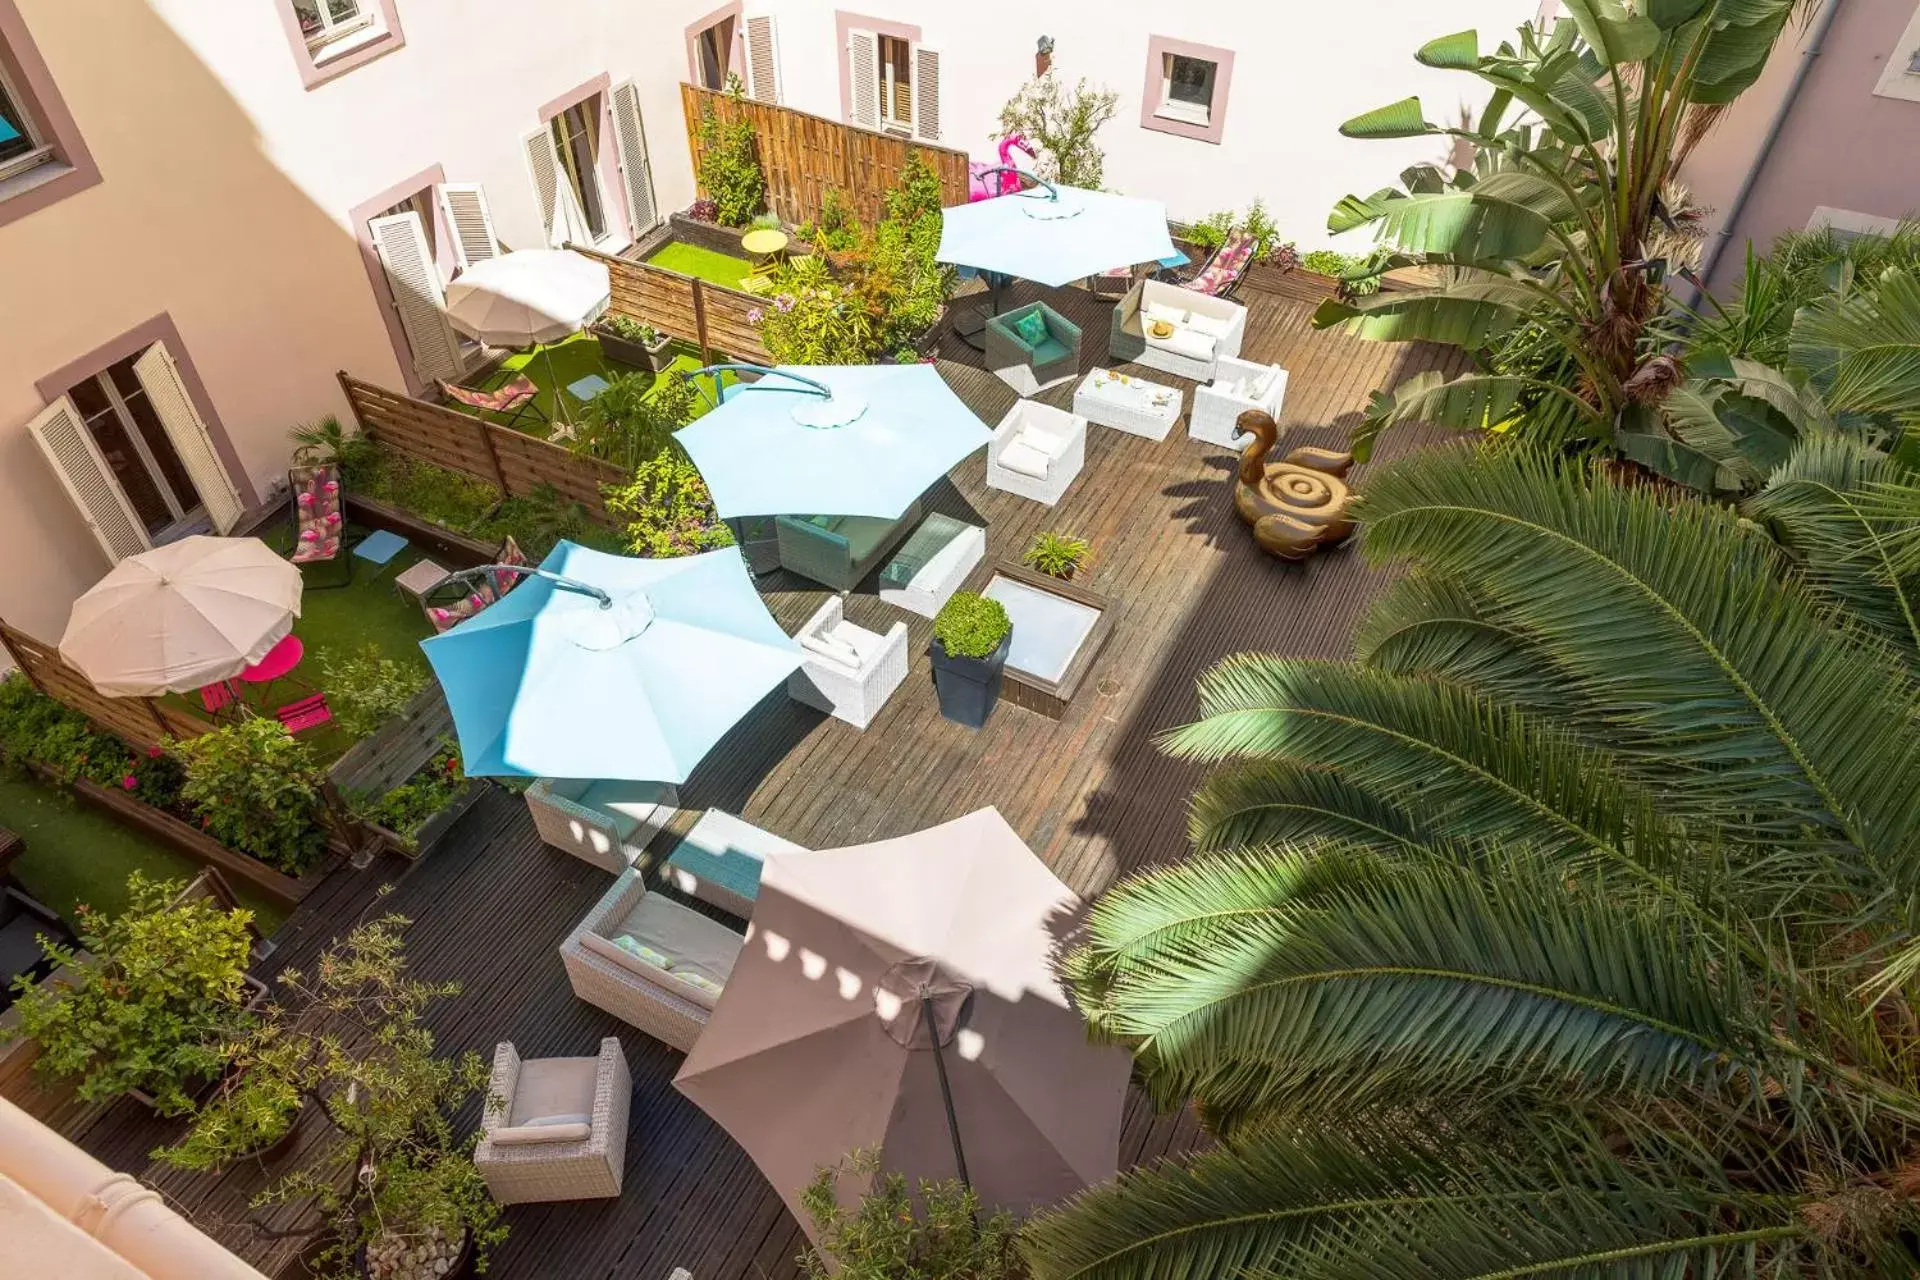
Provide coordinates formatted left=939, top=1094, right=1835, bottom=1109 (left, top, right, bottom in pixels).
left=680, top=83, right=969, bottom=227
left=0, top=620, right=214, bottom=749
left=568, top=243, right=773, bottom=365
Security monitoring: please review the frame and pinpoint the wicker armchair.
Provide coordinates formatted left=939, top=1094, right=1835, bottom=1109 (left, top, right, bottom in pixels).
left=560, top=869, right=744, bottom=1051
left=788, top=597, right=910, bottom=730
left=1191, top=357, right=1289, bottom=449
left=985, top=302, right=1082, bottom=396
left=773, top=500, right=923, bottom=591
left=475, top=1037, right=630, bottom=1204
left=986, top=400, right=1087, bottom=506
left=526, top=778, right=680, bottom=875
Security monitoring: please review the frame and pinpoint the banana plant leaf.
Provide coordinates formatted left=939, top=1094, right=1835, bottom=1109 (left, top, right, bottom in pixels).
left=1312, top=275, right=1537, bottom=346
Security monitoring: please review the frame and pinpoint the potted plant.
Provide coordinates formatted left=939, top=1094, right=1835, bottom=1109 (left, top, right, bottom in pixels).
left=800, top=1148, right=1021, bottom=1280
left=171, top=916, right=505, bottom=1279
left=930, top=591, right=1012, bottom=729
left=592, top=313, right=673, bottom=372
left=1022, top=531, right=1091, bottom=581
left=2, top=873, right=261, bottom=1115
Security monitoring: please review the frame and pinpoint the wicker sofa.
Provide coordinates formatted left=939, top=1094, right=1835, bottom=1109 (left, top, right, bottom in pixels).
left=1109, top=279, right=1247, bottom=381
left=560, top=868, right=744, bottom=1052
left=774, top=500, right=924, bottom=591
left=526, top=778, right=680, bottom=875
left=474, top=1037, right=630, bottom=1204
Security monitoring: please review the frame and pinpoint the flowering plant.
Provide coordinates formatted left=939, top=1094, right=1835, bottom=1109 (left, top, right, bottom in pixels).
left=174, top=718, right=329, bottom=873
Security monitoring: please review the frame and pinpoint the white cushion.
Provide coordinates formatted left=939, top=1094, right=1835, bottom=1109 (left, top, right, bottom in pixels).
left=1154, top=328, right=1218, bottom=361
left=581, top=931, right=728, bottom=1009
left=1142, top=301, right=1188, bottom=327
left=1250, top=367, right=1279, bottom=399
left=518, top=1111, right=591, bottom=1129
left=1211, top=376, right=1246, bottom=400
left=835, top=622, right=886, bottom=664
left=800, top=631, right=860, bottom=667
left=997, top=440, right=1052, bottom=479
left=490, top=1122, right=592, bottom=1146
left=617, top=894, right=742, bottom=984
left=1186, top=310, right=1236, bottom=339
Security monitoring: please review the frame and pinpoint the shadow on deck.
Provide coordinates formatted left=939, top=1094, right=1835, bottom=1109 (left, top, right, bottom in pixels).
left=19, top=277, right=1466, bottom=1279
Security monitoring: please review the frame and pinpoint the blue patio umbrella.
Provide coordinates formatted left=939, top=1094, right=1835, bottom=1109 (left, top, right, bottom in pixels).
left=936, top=178, right=1177, bottom=289
left=675, top=364, right=991, bottom=520
left=421, top=541, right=801, bottom=784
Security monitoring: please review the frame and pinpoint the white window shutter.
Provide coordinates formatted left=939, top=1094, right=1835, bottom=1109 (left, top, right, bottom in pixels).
left=26, top=396, right=151, bottom=565
left=913, top=46, right=941, bottom=142
left=743, top=15, right=781, bottom=105
left=436, top=183, right=500, bottom=272
left=608, top=81, right=659, bottom=237
left=370, top=212, right=465, bottom=386
left=131, top=344, right=245, bottom=534
left=848, top=29, right=880, bottom=129
left=522, top=127, right=561, bottom=244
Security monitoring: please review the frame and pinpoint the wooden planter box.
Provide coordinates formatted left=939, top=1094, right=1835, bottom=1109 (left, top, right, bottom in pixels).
left=345, top=494, right=499, bottom=570
left=327, top=684, right=482, bottom=861
left=668, top=210, right=759, bottom=255
left=591, top=322, right=674, bottom=372
left=27, top=766, right=322, bottom=913
left=361, top=778, right=487, bottom=859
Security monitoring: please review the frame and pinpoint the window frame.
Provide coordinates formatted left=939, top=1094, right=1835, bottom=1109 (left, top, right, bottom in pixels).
left=836, top=10, right=922, bottom=129
left=551, top=96, right=611, bottom=242
left=274, top=0, right=405, bottom=90
left=1139, top=35, right=1235, bottom=145
left=684, top=2, right=742, bottom=91
left=877, top=33, right=913, bottom=132
left=297, top=0, right=376, bottom=55
left=0, top=1, right=100, bottom=225
left=537, top=74, right=628, bottom=252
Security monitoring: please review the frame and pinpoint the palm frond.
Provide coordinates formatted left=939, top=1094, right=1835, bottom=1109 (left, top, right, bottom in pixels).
left=1187, top=761, right=1438, bottom=858
left=1357, top=445, right=1920, bottom=894
left=1790, top=268, right=1920, bottom=430
left=1355, top=570, right=1581, bottom=717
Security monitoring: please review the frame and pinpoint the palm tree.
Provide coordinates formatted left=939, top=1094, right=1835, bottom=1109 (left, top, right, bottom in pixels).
left=1317, top=2, right=1800, bottom=488
left=1022, top=447, right=1920, bottom=1277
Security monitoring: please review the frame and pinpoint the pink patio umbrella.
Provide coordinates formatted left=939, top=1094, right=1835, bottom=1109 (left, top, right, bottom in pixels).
left=673, top=808, right=1130, bottom=1238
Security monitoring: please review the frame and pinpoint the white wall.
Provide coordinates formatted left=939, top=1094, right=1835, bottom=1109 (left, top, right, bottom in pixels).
left=747, top=0, right=1538, bottom=250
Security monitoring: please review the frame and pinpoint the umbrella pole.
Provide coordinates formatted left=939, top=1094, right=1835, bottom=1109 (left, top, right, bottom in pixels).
left=922, top=992, right=971, bottom=1190
left=544, top=343, right=572, bottom=431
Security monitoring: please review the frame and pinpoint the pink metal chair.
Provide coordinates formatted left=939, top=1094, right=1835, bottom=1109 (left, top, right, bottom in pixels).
left=441, top=374, right=543, bottom=430
left=275, top=692, right=334, bottom=735
left=1185, top=230, right=1257, bottom=301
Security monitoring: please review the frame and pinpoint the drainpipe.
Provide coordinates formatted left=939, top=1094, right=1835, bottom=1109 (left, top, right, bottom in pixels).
left=1681, top=0, right=1846, bottom=309
left=0, top=1097, right=265, bottom=1279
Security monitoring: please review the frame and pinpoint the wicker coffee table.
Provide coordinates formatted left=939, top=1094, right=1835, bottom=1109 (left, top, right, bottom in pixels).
left=1073, top=368, right=1183, bottom=441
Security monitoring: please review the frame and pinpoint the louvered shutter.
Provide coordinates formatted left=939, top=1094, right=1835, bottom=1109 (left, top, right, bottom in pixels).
left=522, top=127, right=561, bottom=244
left=608, top=81, right=658, bottom=237
left=743, top=15, right=781, bottom=105
left=370, top=212, right=465, bottom=385
left=131, top=344, right=244, bottom=534
left=848, top=29, right=880, bottom=129
left=913, top=46, right=941, bottom=142
left=26, top=396, right=151, bottom=565
left=436, top=183, right=500, bottom=272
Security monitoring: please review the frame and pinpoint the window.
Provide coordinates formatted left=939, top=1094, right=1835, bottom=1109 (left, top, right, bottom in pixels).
left=0, top=1, right=99, bottom=223
left=550, top=96, right=609, bottom=241
left=68, top=355, right=203, bottom=537
left=1158, top=53, right=1216, bottom=126
left=696, top=15, right=735, bottom=90
left=294, top=0, right=375, bottom=54
left=378, top=188, right=436, bottom=261
left=878, top=34, right=912, bottom=132
left=275, top=0, right=404, bottom=89
left=1874, top=6, right=1920, bottom=103
left=1140, top=36, right=1234, bottom=144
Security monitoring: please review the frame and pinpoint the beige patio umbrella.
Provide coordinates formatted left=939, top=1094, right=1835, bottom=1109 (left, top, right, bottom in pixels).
left=59, top=536, right=302, bottom=696
left=673, top=807, right=1130, bottom=1238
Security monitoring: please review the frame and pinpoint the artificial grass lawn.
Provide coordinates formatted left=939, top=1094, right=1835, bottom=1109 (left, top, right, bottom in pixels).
left=0, top=773, right=287, bottom=933
left=644, top=241, right=754, bottom=290
left=465, top=337, right=727, bottom=437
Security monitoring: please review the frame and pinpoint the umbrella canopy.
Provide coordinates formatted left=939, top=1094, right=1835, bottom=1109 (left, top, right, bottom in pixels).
left=674, top=808, right=1131, bottom=1235
left=676, top=365, right=991, bottom=519
left=443, top=249, right=611, bottom=347
left=937, top=182, right=1177, bottom=288
left=421, top=541, right=800, bottom=783
left=59, top=536, right=302, bottom=697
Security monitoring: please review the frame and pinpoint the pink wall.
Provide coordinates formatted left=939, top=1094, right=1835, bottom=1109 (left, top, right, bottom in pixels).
left=0, top=0, right=99, bottom=228
left=1700, top=0, right=1920, bottom=294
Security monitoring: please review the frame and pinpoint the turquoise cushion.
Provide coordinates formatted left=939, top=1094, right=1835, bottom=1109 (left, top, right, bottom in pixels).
left=1011, top=310, right=1049, bottom=347
left=1032, top=337, right=1071, bottom=366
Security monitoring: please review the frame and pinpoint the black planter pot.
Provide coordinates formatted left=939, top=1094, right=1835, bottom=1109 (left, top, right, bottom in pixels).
left=593, top=324, right=674, bottom=373
left=931, top=632, right=1011, bottom=729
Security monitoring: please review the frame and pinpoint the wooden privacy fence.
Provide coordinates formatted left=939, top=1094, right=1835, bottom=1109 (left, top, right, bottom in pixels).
left=681, top=83, right=969, bottom=227
left=570, top=243, right=772, bottom=365
left=0, top=620, right=214, bottom=750
left=336, top=373, right=628, bottom=525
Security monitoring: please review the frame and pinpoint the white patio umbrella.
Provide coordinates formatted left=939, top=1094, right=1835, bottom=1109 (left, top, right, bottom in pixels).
left=444, top=249, right=612, bottom=427
left=59, top=536, right=303, bottom=696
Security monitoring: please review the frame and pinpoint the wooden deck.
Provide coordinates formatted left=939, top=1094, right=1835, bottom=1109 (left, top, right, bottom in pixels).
left=20, top=276, right=1465, bottom=1279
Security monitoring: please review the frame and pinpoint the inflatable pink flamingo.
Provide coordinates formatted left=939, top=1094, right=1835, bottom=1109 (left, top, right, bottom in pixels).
left=968, top=132, right=1037, bottom=201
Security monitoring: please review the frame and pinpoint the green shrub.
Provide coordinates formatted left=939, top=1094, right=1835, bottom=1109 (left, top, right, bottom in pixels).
left=1022, top=531, right=1091, bottom=578
left=749, top=211, right=783, bottom=231
left=933, top=591, right=1011, bottom=660
left=1188, top=209, right=1236, bottom=253
left=800, top=1148, right=1021, bottom=1280
left=175, top=718, right=329, bottom=874
left=600, top=313, right=661, bottom=345
left=154, top=1070, right=302, bottom=1171
left=695, top=85, right=766, bottom=227
left=803, top=188, right=863, bottom=252
left=4, top=874, right=257, bottom=1115
left=604, top=449, right=735, bottom=558
left=757, top=257, right=877, bottom=365
left=351, top=744, right=467, bottom=851
left=573, top=371, right=698, bottom=471
left=289, top=414, right=377, bottom=472
left=317, top=644, right=427, bottom=740
left=883, top=150, right=944, bottom=226
left=0, top=674, right=181, bottom=803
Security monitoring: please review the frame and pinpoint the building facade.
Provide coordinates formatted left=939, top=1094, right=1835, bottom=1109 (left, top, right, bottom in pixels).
left=1679, top=0, right=1920, bottom=296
